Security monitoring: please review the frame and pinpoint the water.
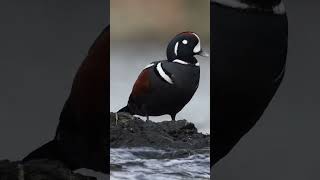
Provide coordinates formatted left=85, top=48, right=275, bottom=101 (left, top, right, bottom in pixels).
left=110, top=147, right=210, bottom=180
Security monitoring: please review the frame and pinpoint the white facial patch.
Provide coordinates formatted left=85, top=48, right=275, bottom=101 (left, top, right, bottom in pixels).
left=156, top=63, right=173, bottom=84
left=182, top=40, right=188, bottom=44
left=192, top=33, right=201, bottom=53
left=174, top=42, right=179, bottom=56
left=143, top=63, right=155, bottom=70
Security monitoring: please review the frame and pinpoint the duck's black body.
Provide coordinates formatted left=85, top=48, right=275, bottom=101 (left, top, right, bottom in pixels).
left=119, top=32, right=207, bottom=120
left=124, top=61, right=199, bottom=120
left=211, top=0, right=288, bottom=165
left=23, top=26, right=109, bottom=173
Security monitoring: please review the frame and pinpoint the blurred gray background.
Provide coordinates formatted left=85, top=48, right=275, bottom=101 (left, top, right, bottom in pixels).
left=1, top=1, right=320, bottom=179
left=0, top=0, right=107, bottom=160
left=110, top=0, right=210, bottom=133
left=214, top=1, right=320, bottom=179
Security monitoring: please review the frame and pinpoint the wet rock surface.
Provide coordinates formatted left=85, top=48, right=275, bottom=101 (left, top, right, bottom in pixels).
left=0, top=159, right=96, bottom=180
left=110, top=112, right=210, bottom=149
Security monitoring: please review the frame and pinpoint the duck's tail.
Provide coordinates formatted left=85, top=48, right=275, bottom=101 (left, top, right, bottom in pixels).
left=118, top=105, right=130, bottom=113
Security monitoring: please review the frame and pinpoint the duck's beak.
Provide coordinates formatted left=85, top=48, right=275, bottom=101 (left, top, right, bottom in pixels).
left=197, top=50, right=209, bottom=57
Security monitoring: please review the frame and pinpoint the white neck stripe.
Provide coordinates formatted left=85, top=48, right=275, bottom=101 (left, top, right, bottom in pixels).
left=156, top=63, right=173, bottom=84
left=172, top=59, right=200, bottom=67
left=173, top=59, right=188, bottom=65
left=212, top=0, right=286, bottom=14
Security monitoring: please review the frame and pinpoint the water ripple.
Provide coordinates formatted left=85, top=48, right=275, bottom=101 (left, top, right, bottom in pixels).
left=110, top=147, right=210, bottom=180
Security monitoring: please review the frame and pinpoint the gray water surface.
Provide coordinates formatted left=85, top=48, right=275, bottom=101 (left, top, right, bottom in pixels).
left=110, top=147, right=210, bottom=180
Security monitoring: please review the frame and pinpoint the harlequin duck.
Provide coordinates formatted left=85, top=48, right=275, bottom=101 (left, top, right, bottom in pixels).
left=118, top=32, right=209, bottom=121
left=23, top=26, right=109, bottom=173
left=211, top=0, right=288, bottom=166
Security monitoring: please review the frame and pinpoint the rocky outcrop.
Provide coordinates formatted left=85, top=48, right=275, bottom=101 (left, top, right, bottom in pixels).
left=110, top=112, right=210, bottom=149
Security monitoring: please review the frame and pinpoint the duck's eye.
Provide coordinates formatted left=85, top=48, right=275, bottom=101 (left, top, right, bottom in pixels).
left=182, top=40, right=188, bottom=45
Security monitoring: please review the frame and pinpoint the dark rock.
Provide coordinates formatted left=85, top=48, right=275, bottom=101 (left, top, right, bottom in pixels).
left=130, top=148, right=210, bottom=159
left=0, top=160, right=19, bottom=180
left=110, top=112, right=210, bottom=149
left=0, top=159, right=96, bottom=180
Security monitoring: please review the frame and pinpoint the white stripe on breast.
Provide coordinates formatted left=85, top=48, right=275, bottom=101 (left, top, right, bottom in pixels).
left=156, top=63, right=174, bottom=84
left=143, top=63, right=155, bottom=70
